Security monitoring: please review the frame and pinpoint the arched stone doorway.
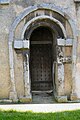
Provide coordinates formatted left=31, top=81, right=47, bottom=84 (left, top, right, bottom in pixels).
left=23, top=15, right=66, bottom=103
left=9, top=4, right=76, bottom=103
left=22, top=11, right=67, bottom=99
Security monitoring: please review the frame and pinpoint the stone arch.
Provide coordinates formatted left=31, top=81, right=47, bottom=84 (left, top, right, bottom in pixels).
left=21, top=15, right=67, bottom=39
left=21, top=18, right=66, bottom=98
left=9, top=3, right=64, bottom=35
left=24, top=21, right=58, bottom=40
left=9, top=3, right=77, bottom=102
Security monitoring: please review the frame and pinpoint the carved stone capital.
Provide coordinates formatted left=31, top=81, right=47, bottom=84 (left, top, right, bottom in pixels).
left=57, top=38, right=73, bottom=46
left=58, top=56, right=72, bottom=64
left=14, top=39, right=30, bottom=50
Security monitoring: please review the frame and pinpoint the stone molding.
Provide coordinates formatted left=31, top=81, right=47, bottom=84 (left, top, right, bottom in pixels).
left=57, top=38, right=73, bottom=46
left=9, top=3, right=65, bottom=33
left=14, top=39, right=30, bottom=49
left=21, top=15, right=67, bottom=39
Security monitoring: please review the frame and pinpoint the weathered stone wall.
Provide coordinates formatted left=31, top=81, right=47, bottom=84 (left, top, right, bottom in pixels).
left=64, top=47, right=72, bottom=98
left=0, top=0, right=79, bottom=102
left=10, top=0, right=76, bottom=19
left=0, top=5, right=15, bottom=98
left=73, top=2, right=80, bottom=99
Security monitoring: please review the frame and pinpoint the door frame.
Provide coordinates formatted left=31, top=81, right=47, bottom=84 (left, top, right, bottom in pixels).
left=21, top=17, right=66, bottom=101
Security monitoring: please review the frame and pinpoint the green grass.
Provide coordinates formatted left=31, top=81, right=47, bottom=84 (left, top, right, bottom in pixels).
left=0, top=110, right=80, bottom=120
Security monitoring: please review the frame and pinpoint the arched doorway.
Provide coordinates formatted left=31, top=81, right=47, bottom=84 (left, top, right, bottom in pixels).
left=29, top=26, right=57, bottom=103
left=30, top=26, right=54, bottom=91
left=21, top=16, right=67, bottom=103
left=9, top=4, right=75, bottom=102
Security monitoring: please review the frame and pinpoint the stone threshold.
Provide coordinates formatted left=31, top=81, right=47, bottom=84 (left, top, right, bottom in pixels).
left=0, top=99, right=80, bottom=104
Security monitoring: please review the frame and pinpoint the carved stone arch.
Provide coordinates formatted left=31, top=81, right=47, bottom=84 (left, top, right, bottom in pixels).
left=9, top=3, right=77, bottom=102
left=19, top=15, right=67, bottom=101
left=21, top=15, right=67, bottom=39
left=24, top=21, right=58, bottom=40
left=9, top=4, right=65, bottom=35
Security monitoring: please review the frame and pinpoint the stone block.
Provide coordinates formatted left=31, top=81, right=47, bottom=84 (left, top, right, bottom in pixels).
left=9, top=92, right=18, bottom=102
left=57, top=38, right=65, bottom=46
left=23, top=40, right=30, bottom=49
left=14, top=40, right=30, bottom=49
left=14, top=40, right=23, bottom=49
left=19, top=96, right=32, bottom=103
left=65, top=39, right=73, bottom=46
left=57, top=38, right=73, bottom=46
left=56, top=96, right=67, bottom=103
left=70, top=93, right=78, bottom=101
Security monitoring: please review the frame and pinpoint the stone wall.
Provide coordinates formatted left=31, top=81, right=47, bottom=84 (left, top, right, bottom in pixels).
left=73, top=2, right=80, bottom=99
left=0, top=4, right=15, bottom=98
left=0, top=0, right=79, bottom=102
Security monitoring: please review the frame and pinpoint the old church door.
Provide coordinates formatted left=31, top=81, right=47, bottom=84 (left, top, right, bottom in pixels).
left=30, top=26, right=53, bottom=91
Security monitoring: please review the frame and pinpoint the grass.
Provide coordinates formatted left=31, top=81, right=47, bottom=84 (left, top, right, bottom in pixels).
left=0, top=110, right=80, bottom=120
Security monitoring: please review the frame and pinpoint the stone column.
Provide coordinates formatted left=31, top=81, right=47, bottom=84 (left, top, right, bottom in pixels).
left=9, top=42, right=18, bottom=102
left=14, top=39, right=32, bottom=102
left=20, top=52, right=32, bottom=103
left=57, top=63, right=64, bottom=96
left=22, top=53, right=32, bottom=102
left=57, top=46, right=65, bottom=94
left=54, top=45, right=67, bottom=102
left=55, top=38, right=72, bottom=102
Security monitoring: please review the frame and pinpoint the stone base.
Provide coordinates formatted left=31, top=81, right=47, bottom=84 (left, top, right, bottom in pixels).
left=19, top=96, right=32, bottom=103
left=55, top=95, right=67, bottom=103
left=9, top=92, right=18, bottom=102
left=70, top=93, right=78, bottom=101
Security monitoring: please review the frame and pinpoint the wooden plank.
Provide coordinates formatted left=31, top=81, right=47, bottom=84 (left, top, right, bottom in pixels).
left=31, top=41, right=52, bottom=44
